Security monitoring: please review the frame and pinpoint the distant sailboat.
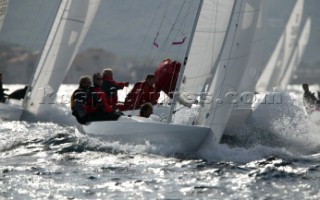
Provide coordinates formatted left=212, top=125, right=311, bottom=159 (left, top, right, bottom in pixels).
left=78, top=0, right=263, bottom=153
left=226, top=0, right=311, bottom=133
left=0, top=0, right=100, bottom=121
left=278, top=17, right=311, bottom=89
left=256, top=0, right=305, bottom=92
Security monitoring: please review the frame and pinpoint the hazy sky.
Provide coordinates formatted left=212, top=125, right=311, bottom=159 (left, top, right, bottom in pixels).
left=0, top=0, right=319, bottom=66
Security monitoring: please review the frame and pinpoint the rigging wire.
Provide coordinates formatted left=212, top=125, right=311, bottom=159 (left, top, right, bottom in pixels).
left=126, top=0, right=198, bottom=115
left=152, top=0, right=187, bottom=63
left=132, top=0, right=164, bottom=68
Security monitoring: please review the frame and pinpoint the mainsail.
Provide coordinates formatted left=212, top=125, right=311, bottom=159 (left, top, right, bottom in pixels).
left=22, top=0, right=100, bottom=120
left=178, top=0, right=234, bottom=103
left=237, top=0, right=269, bottom=96
left=224, top=0, right=269, bottom=132
left=256, top=0, right=304, bottom=92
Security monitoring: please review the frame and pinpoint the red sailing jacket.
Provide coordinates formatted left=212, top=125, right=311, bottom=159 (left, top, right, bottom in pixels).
left=124, top=81, right=160, bottom=110
left=154, top=59, right=181, bottom=98
left=84, top=87, right=113, bottom=113
left=101, top=77, right=127, bottom=107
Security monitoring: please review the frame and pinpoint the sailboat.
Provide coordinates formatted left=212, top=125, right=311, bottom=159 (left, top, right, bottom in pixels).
left=77, top=0, right=263, bottom=154
left=255, top=0, right=306, bottom=92
left=0, top=0, right=101, bottom=121
left=278, top=17, right=311, bottom=89
left=226, top=0, right=311, bottom=132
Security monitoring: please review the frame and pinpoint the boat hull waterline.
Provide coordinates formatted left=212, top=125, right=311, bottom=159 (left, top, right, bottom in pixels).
left=76, top=117, right=212, bottom=154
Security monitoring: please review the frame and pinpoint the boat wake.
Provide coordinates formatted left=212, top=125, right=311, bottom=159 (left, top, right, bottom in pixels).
left=220, top=90, right=320, bottom=159
left=3, top=85, right=320, bottom=163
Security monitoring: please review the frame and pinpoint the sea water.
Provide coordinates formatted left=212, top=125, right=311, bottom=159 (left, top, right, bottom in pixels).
left=1, top=84, right=320, bottom=199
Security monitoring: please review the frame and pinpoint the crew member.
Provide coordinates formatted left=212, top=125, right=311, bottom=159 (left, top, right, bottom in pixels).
left=101, top=68, right=129, bottom=110
left=88, top=72, right=122, bottom=121
left=124, top=74, right=159, bottom=110
left=70, top=76, right=91, bottom=124
left=154, top=58, right=181, bottom=98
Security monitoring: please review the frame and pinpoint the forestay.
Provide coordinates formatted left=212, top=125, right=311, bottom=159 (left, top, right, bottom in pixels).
left=22, top=0, right=100, bottom=119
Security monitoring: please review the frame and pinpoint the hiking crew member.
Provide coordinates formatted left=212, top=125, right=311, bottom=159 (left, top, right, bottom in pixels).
left=124, top=74, right=159, bottom=110
left=139, top=102, right=153, bottom=118
left=154, top=58, right=181, bottom=98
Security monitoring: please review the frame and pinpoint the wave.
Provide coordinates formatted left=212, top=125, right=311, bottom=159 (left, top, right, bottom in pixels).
left=2, top=84, right=320, bottom=162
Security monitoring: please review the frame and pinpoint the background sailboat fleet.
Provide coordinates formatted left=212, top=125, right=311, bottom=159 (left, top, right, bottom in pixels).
left=0, top=0, right=314, bottom=153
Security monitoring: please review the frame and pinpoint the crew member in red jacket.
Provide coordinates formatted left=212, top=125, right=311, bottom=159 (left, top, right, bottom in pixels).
left=123, top=74, right=159, bottom=110
left=154, top=58, right=181, bottom=98
left=101, top=68, right=129, bottom=110
left=87, top=72, right=122, bottom=121
left=71, top=74, right=122, bottom=124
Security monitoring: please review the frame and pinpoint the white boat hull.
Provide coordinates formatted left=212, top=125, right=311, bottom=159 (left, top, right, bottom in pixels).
left=76, top=116, right=212, bottom=154
left=123, top=104, right=170, bottom=120
left=0, top=101, right=23, bottom=120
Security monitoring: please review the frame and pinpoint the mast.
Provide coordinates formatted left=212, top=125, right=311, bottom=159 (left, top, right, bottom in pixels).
left=166, top=0, right=204, bottom=123
left=174, top=0, right=236, bottom=114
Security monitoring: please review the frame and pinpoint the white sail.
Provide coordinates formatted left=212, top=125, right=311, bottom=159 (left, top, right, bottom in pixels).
left=77, top=0, right=264, bottom=154
left=225, top=0, right=269, bottom=131
left=279, top=17, right=311, bottom=89
left=195, top=0, right=262, bottom=142
left=236, top=0, right=269, bottom=96
left=78, top=0, right=215, bottom=154
left=256, top=0, right=304, bottom=92
left=22, top=0, right=100, bottom=119
left=178, top=0, right=234, bottom=103
left=0, top=0, right=8, bottom=31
